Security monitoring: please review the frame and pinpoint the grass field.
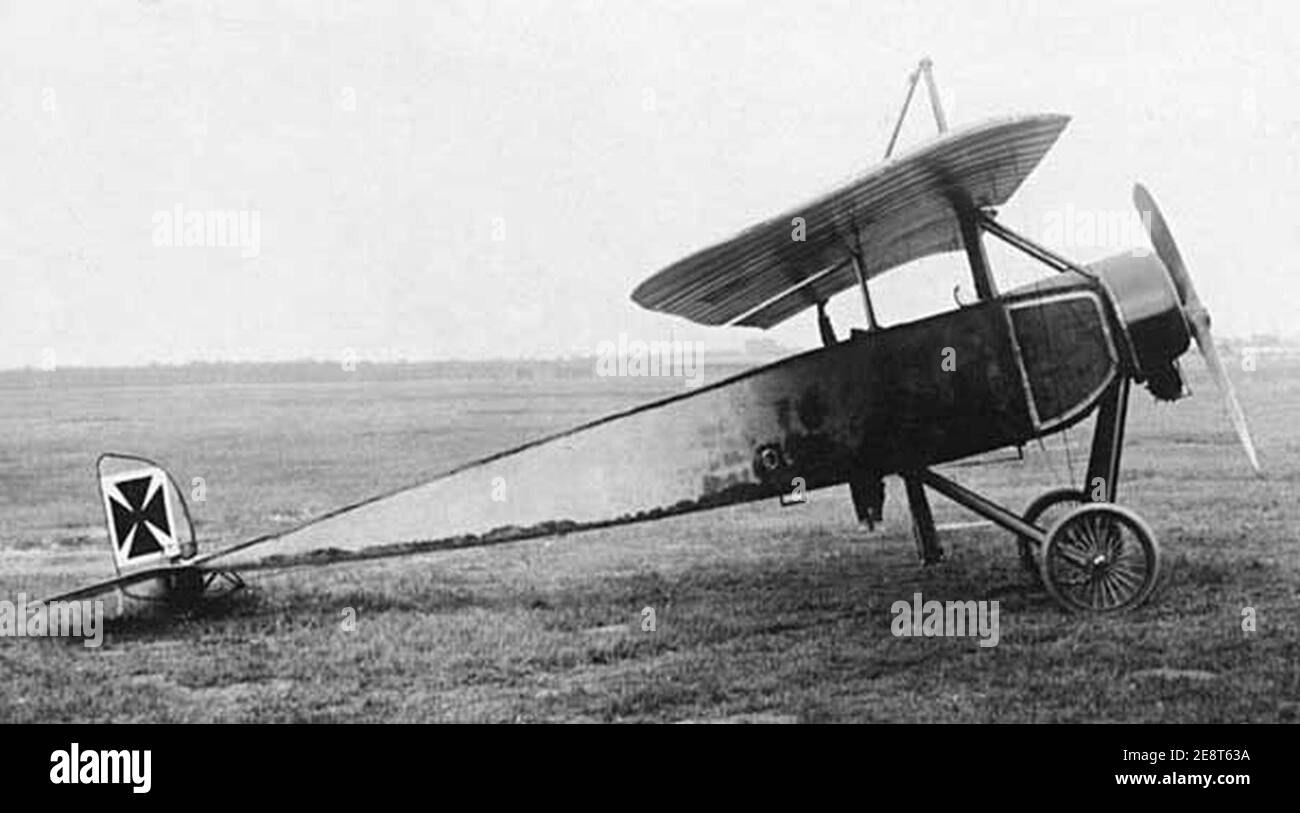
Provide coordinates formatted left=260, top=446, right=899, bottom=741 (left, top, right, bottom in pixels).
left=1, top=358, right=1297, bottom=723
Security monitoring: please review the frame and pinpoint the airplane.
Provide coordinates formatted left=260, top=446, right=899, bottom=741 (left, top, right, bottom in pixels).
left=38, top=60, right=1261, bottom=616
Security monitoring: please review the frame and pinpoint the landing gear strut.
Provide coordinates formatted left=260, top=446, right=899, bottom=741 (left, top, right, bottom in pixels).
left=901, top=376, right=1161, bottom=612
left=1017, top=487, right=1086, bottom=577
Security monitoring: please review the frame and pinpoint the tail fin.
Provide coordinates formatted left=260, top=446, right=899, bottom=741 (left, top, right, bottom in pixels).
left=97, top=453, right=197, bottom=576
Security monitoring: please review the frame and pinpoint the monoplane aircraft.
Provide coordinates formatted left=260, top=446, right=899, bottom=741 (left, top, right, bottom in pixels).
left=43, top=60, right=1260, bottom=614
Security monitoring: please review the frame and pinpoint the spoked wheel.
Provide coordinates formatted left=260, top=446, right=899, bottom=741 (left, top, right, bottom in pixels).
left=1040, top=503, right=1160, bottom=612
left=1018, top=488, right=1088, bottom=577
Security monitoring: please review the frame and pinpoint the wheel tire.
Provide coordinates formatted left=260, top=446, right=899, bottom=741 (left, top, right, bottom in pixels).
left=1040, top=503, right=1160, bottom=613
left=1018, top=488, right=1088, bottom=577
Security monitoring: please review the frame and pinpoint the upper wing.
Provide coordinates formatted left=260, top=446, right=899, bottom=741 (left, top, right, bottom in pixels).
left=632, top=114, right=1070, bottom=329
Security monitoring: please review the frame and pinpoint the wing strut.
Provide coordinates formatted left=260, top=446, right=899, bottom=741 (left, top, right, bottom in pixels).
left=957, top=203, right=997, bottom=301
left=919, top=58, right=949, bottom=134
left=884, top=57, right=949, bottom=158
left=883, top=65, right=921, bottom=158
left=901, top=59, right=994, bottom=302
left=887, top=58, right=995, bottom=302
left=834, top=215, right=881, bottom=332
left=816, top=301, right=837, bottom=346
left=836, top=56, right=954, bottom=339
left=848, top=244, right=880, bottom=331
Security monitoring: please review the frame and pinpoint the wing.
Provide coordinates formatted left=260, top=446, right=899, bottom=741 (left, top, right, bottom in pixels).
left=632, top=113, right=1070, bottom=329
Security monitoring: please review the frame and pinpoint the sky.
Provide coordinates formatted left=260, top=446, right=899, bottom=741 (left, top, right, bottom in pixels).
left=1, top=0, right=1297, bottom=369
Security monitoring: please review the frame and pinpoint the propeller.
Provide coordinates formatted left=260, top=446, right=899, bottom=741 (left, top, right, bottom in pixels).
left=1133, top=183, right=1262, bottom=475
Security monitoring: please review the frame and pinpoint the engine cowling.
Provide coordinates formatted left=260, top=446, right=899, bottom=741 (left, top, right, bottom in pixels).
left=1088, top=251, right=1190, bottom=400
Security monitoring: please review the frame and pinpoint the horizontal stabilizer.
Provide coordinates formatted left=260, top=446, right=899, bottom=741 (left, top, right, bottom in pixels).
left=36, top=566, right=199, bottom=605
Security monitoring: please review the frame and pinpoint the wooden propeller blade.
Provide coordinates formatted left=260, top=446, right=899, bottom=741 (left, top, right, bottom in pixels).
left=1193, top=322, right=1262, bottom=474
left=1133, top=183, right=1261, bottom=475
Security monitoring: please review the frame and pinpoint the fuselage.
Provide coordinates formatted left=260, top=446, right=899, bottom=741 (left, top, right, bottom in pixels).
left=690, top=249, right=1191, bottom=498
left=200, top=252, right=1192, bottom=571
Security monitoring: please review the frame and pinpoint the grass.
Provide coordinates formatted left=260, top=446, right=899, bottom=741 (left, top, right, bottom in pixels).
left=1, top=359, right=1298, bottom=722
